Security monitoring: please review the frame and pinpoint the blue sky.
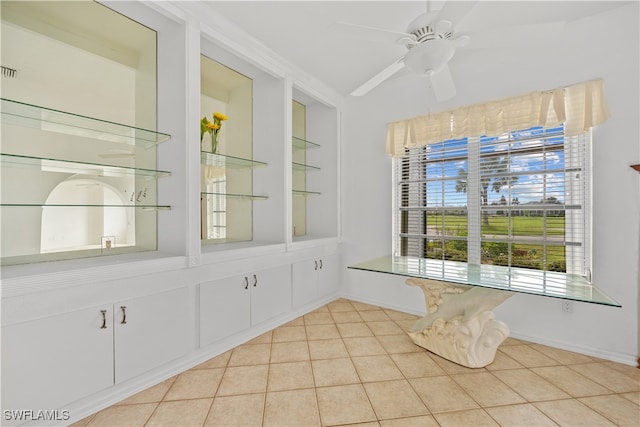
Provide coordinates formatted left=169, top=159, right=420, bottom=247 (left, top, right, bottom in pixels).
left=424, top=126, right=567, bottom=207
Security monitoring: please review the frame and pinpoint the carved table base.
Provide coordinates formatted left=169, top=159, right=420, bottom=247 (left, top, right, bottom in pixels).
left=406, top=278, right=513, bottom=368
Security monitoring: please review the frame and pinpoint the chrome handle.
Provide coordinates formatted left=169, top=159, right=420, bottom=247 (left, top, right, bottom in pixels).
left=120, top=306, right=127, bottom=324
left=253, top=274, right=258, bottom=287
left=244, top=276, right=249, bottom=290
left=319, top=259, right=323, bottom=269
left=314, top=260, right=318, bottom=271
left=100, top=310, right=107, bottom=329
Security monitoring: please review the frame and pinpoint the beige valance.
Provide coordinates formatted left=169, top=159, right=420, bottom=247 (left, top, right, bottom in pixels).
left=385, top=79, right=610, bottom=157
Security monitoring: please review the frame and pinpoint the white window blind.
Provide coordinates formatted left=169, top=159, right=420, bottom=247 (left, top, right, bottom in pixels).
left=393, top=125, right=591, bottom=276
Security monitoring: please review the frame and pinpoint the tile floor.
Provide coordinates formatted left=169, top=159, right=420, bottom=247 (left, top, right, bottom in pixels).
left=73, top=299, right=639, bottom=426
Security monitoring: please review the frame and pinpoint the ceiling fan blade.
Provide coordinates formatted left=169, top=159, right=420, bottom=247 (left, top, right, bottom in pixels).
left=429, top=63, right=456, bottom=102
left=331, top=21, right=416, bottom=45
left=350, top=58, right=405, bottom=96
left=434, top=1, right=478, bottom=29
left=466, top=21, right=565, bottom=49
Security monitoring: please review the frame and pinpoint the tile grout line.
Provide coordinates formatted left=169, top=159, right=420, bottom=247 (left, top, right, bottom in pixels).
left=300, top=309, right=324, bottom=427
left=260, top=328, right=275, bottom=427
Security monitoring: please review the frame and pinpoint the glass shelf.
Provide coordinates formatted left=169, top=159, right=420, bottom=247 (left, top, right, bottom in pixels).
left=292, top=189, right=321, bottom=197
left=201, top=151, right=267, bottom=169
left=292, top=162, right=320, bottom=172
left=1, top=153, right=171, bottom=179
left=1, top=204, right=171, bottom=210
left=348, top=255, right=621, bottom=307
left=201, top=192, right=268, bottom=200
left=1, top=98, right=171, bottom=147
left=292, top=136, right=320, bottom=151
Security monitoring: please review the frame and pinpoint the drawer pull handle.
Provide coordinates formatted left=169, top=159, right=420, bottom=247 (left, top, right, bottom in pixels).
left=244, top=276, right=249, bottom=290
left=100, top=310, right=107, bottom=329
left=314, top=260, right=318, bottom=271
left=253, top=274, right=258, bottom=287
left=319, top=259, right=323, bottom=269
left=120, top=306, right=127, bottom=324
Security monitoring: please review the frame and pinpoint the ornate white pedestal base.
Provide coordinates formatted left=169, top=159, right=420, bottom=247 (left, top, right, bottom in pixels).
left=406, top=278, right=513, bottom=368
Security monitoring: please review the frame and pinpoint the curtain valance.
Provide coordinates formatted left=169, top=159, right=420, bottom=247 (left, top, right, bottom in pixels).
left=385, top=79, right=609, bottom=157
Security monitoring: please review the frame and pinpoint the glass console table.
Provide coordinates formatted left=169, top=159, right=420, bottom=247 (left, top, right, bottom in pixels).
left=348, top=255, right=620, bottom=307
left=348, top=256, right=620, bottom=368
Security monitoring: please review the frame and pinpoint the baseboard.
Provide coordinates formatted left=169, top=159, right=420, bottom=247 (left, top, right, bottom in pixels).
left=340, top=292, right=637, bottom=367
left=340, top=292, right=425, bottom=318
left=508, top=331, right=639, bottom=367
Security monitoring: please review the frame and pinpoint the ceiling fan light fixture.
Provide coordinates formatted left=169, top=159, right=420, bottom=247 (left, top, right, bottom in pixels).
left=404, top=39, right=456, bottom=74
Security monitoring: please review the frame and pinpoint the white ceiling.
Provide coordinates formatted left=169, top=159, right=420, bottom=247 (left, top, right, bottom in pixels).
left=206, top=1, right=630, bottom=97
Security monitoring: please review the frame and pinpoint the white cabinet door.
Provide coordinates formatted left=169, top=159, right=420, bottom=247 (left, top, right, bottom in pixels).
left=115, top=287, right=190, bottom=383
left=1, top=305, right=113, bottom=413
left=318, top=254, right=340, bottom=297
left=251, top=265, right=291, bottom=326
left=200, top=275, right=251, bottom=347
left=292, top=259, right=319, bottom=308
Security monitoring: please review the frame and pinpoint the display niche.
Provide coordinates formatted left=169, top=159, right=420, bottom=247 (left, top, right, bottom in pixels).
left=291, top=93, right=338, bottom=242
left=200, top=55, right=266, bottom=245
left=292, top=100, right=320, bottom=237
left=0, top=1, right=166, bottom=266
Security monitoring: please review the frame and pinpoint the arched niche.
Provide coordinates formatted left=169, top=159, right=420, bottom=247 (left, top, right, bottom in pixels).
left=40, top=178, right=133, bottom=253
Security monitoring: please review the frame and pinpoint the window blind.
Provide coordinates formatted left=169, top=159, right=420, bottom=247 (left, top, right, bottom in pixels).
left=393, top=125, right=591, bottom=276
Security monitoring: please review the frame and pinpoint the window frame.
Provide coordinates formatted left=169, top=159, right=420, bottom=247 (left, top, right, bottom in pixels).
left=392, top=125, right=592, bottom=278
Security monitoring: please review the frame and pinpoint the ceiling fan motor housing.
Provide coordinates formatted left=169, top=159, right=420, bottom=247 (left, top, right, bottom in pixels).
left=412, top=25, right=437, bottom=43
left=404, top=38, right=456, bottom=74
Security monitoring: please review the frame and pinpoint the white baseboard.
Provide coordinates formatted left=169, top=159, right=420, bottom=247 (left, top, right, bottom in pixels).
left=340, top=292, right=425, bottom=317
left=508, top=331, right=638, bottom=367
left=340, top=292, right=637, bottom=367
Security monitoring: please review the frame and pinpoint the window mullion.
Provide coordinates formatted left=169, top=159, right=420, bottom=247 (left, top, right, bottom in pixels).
left=467, top=136, right=481, bottom=264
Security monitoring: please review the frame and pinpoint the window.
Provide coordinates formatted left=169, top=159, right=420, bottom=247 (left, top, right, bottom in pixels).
left=393, top=125, right=591, bottom=277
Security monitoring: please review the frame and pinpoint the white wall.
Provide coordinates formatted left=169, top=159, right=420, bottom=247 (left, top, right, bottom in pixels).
left=341, top=2, right=640, bottom=364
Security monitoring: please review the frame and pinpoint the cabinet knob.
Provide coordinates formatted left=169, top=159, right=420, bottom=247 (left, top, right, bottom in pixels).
left=100, top=310, right=107, bottom=329
left=120, top=306, right=127, bottom=324
left=244, top=276, right=249, bottom=290
left=253, top=274, right=258, bottom=287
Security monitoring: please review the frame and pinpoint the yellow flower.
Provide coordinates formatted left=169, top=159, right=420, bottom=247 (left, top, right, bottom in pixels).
left=213, top=112, right=228, bottom=121
left=207, top=123, right=220, bottom=131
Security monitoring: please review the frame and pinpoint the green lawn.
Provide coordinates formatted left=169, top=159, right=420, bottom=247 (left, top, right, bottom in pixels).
left=423, top=214, right=567, bottom=271
left=426, top=214, right=565, bottom=236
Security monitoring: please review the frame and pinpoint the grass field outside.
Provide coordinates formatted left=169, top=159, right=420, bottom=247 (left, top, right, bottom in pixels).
left=426, top=214, right=565, bottom=237
left=423, top=214, right=567, bottom=271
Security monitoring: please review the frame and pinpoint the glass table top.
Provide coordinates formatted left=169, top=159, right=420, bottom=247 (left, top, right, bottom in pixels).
left=348, top=256, right=620, bottom=307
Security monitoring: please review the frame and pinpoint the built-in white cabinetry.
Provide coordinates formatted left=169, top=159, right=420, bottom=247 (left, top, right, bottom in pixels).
left=2, top=305, right=114, bottom=415
left=114, top=287, right=191, bottom=383
left=317, top=254, right=340, bottom=297
left=292, top=254, right=339, bottom=308
left=0, top=1, right=342, bottom=423
left=199, top=265, right=291, bottom=347
left=1, top=287, right=189, bottom=413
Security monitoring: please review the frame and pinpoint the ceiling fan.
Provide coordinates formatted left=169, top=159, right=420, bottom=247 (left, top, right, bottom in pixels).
left=340, top=1, right=564, bottom=101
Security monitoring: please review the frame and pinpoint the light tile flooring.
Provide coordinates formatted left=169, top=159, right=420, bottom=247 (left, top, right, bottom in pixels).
left=73, top=299, right=640, bottom=426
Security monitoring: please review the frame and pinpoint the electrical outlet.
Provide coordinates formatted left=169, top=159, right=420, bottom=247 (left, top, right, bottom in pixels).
left=561, top=300, right=573, bottom=313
